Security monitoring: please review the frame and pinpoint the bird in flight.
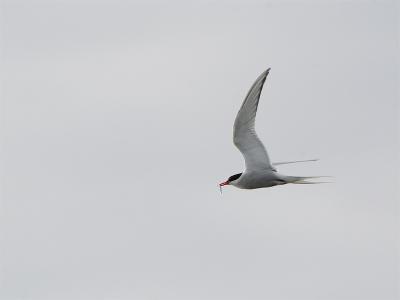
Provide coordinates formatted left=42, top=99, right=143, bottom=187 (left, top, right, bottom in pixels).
left=219, top=68, right=325, bottom=192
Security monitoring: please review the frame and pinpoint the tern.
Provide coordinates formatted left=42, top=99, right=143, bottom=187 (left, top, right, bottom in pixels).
left=219, top=68, right=325, bottom=191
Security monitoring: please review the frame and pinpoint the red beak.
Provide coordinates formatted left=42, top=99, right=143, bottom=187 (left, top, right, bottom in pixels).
left=219, top=181, right=229, bottom=187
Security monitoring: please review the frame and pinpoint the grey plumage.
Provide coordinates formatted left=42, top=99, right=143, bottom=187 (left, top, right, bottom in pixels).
left=220, top=68, right=324, bottom=190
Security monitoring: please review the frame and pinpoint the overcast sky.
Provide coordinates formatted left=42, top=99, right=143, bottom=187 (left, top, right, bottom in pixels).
left=1, top=1, right=399, bottom=299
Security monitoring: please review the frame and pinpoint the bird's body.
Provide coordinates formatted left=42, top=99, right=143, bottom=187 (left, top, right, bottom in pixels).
left=230, top=170, right=285, bottom=189
left=219, top=68, right=324, bottom=190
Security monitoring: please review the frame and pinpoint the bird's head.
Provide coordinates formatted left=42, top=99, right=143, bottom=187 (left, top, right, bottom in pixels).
left=219, top=173, right=242, bottom=188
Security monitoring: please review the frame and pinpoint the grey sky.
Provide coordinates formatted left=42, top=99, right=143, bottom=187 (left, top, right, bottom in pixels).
left=1, top=1, right=399, bottom=300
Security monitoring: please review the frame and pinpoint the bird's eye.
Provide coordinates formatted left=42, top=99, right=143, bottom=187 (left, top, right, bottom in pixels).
left=228, top=173, right=242, bottom=181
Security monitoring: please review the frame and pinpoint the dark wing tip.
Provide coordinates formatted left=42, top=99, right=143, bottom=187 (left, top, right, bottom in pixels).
left=260, top=68, right=271, bottom=79
left=259, top=67, right=271, bottom=85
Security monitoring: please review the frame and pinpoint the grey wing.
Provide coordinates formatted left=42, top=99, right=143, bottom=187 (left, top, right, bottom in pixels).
left=233, top=68, right=274, bottom=171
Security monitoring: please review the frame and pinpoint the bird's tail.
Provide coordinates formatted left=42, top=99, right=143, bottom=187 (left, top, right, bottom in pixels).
left=273, top=159, right=318, bottom=166
left=284, top=176, right=332, bottom=184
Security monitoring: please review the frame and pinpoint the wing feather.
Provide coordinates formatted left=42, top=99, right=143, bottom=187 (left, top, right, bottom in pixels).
left=233, top=69, right=274, bottom=171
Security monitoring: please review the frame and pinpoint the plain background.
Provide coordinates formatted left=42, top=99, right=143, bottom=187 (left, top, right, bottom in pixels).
left=1, top=0, right=399, bottom=299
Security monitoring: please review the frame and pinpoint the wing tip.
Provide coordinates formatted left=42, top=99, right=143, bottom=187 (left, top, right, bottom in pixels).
left=260, top=67, right=271, bottom=83
left=261, top=68, right=271, bottom=79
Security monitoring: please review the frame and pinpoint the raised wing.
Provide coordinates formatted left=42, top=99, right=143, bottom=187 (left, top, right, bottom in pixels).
left=233, top=69, right=274, bottom=172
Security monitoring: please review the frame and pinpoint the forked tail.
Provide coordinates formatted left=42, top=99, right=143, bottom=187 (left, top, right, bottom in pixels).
left=273, top=159, right=318, bottom=166
left=284, top=176, right=332, bottom=184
